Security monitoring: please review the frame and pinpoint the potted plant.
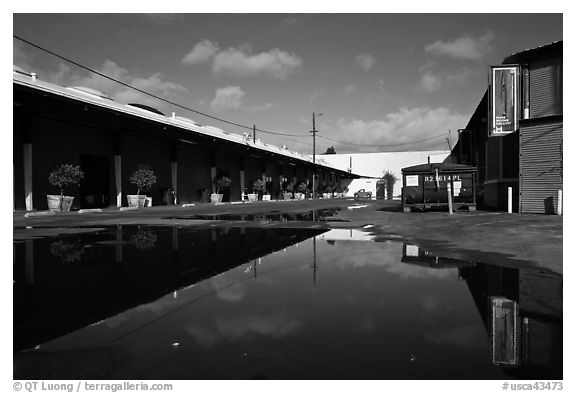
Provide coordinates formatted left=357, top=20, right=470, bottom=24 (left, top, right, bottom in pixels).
left=50, top=240, right=85, bottom=262
left=211, top=176, right=231, bottom=203
left=323, top=185, right=333, bottom=199
left=47, top=164, right=84, bottom=212
left=127, top=169, right=157, bottom=207
left=296, top=182, right=308, bottom=200
left=130, top=227, right=158, bottom=250
left=251, top=179, right=265, bottom=201
left=284, top=182, right=294, bottom=200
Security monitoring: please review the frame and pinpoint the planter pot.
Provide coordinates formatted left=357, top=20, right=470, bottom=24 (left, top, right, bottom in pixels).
left=283, top=192, right=293, bottom=200
left=263, top=194, right=271, bottom=201
left=294, top=193, right=304, bottom=200
left=322, top=193, right=332, bottom=199
left=210, top=193, right=223, bottom=203
left=47, top=195, right=74, bottom=212
left=247, top=193, right=258, bottom=202
left=127, top=195, right=147, bottom=207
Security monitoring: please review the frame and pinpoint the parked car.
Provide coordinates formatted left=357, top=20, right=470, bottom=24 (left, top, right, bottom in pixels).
left=353, top=189, right=372, bottom=199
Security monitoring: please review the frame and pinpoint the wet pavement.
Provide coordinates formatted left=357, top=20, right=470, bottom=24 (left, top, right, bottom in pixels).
left=13, top=199, right=563, bottom=379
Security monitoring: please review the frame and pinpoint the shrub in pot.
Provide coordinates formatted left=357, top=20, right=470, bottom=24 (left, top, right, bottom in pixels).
left=211, top=176, right=231, bottom=203
left=251, top=179, right=265, bottom=201
left=47, top=164, right=84, bottom=212
left=284, top=182, right=294, bottom=200
left=323, top=185, right=333, bottom=199
left=128, top=169, right=157, bottom=207
left=296, top=182, right=308, bottom=200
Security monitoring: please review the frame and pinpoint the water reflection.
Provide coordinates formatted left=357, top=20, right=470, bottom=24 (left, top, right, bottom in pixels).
left=13, top=227, right=562, bottom=380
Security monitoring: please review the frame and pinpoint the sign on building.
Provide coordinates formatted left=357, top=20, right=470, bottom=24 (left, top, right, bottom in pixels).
left=489, top=65, right=521, bottom=136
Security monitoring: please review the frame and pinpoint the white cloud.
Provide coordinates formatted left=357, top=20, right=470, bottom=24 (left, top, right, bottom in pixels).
left=344, top=84, right=357, bottom=93
left=425, top=31, right=496, bottom=60
left=209, top=86, right=276, bottom=112
left=181, top=39, right=220, bottom=65
left=281, top=15, right=310, bottom=28
left=355, top=53, right=376, bottom=72
left=324, top=106, right=467, bottom=152
left=213, top=47, right=302, bottom=79
left=419, top=67, right=474, bottom=92
left=141, top=14, right=186, bottom=26
left=47, top=60, right=188, bottom=108
left=182, top=40, right=303, bottom=79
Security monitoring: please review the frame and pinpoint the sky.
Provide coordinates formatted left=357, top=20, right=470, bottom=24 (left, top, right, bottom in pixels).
left=13, top=13, right=563, bottom=155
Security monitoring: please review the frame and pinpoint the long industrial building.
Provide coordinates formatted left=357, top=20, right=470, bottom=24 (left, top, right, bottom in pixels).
left=13, top=68, right=359, bottom=211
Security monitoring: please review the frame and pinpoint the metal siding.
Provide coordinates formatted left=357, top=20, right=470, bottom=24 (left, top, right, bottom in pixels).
left=520, top=121, right=562, bottom=214
left=530, top=59, right=562, bottom=118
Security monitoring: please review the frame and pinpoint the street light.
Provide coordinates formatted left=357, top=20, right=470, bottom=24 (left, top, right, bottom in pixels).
left=311, top=113, right=323, bottom=199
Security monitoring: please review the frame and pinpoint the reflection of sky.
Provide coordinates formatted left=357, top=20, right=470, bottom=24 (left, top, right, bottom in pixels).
left=33, top=231, right=501, bottom=379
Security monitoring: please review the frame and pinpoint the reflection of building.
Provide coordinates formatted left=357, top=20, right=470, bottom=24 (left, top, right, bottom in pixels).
left=459, top=263, right=562, bottom=378
left=13, top=226, right=327, bottom=351
left=400, top=243, right=562, bottom=378
left=449, top=41, right=562, bottom=213
left=401, top=243, right=475, bottom=269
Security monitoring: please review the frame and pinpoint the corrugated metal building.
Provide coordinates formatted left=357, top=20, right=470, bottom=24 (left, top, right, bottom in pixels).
left=452, top=41, right=562, bottom=213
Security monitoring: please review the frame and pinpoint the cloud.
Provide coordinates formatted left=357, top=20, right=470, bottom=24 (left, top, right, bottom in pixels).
left=141, top=14, right=186, bottom=26
left=344, top=84, right=357, bottom=93
left=209, top=86, right=276, bottom=112
left=425, top=31, right=496, bottom=60
left=356, top=53, right=376, bottom=72
left=419, top=67, right=474, bottom=92
left=324, top=106, right=467, bottom=152
left=281, top=15, right=311, bottom=28
left=182, top=40, right=303, bottom=79
left=181, top=39, right=220, bottom=65
left=213, top=47, right=302, bottom=79
left=46, top=60, right=188, bottom=108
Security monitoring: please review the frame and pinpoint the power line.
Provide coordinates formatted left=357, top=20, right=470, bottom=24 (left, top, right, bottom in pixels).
left=316, top=131, right=449, bottom=147
left=13, top=35, right=310, bottom=139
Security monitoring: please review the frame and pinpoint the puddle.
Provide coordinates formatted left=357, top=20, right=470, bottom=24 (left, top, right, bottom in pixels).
left=162, top=208, right=343, bottom=222
left=13, top=225, right=562, bottom=380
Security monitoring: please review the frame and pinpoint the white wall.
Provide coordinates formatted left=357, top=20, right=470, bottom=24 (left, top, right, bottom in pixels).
left=318, top=151, right=451, bottom=198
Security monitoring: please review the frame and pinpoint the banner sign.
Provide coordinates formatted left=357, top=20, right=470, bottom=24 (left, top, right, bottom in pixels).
left=489, top=65, right=520, bottom=136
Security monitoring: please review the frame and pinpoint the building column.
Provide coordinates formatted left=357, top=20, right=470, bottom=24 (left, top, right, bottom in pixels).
left=171, top=162, right=178, bottom=204
left=114, top=155, right=122, bottom=207
left=210, top=152, right=217, bottom=194
left=240, top=159, right=246, bottom=200
left=23, top=143, right=33, bottom=211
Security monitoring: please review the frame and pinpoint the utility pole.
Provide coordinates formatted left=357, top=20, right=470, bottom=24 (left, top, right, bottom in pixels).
left=310, top=113, right=322, bottom=199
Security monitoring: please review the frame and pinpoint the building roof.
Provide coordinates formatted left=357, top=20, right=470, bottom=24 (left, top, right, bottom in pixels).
left=503, top=40, right=562, bottom=64
left=13, top=70, right=351, bottom=176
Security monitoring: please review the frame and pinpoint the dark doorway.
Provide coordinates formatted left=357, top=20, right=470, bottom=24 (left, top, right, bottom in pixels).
left=80, top=155, right=110, bottom=208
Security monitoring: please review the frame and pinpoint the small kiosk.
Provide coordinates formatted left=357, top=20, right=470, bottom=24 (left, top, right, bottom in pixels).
left=401, top=163, right=477, bottom=213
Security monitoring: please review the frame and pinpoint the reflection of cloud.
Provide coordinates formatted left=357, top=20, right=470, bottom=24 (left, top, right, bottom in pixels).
left=332, top=242, right=456, bottom=280
left=358, top=316, right=376, bottom=334
left=216, top=313, right=302, bottom=340
left=186, top=312, right=302, bottom=348
left=421, top=296, right=440, bottom=313
left=211, top=275, right=246, bottom=303
left=425, top=325, right=485, bottom=350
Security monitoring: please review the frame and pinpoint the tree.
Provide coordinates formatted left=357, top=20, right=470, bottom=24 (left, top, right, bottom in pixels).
left=130, top=169, right=157, bottom=195
left=382, top=170, right=398, bottom=200
left=324, top=146, right=337, bottom=154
